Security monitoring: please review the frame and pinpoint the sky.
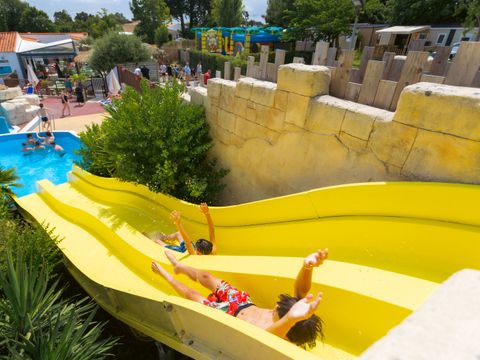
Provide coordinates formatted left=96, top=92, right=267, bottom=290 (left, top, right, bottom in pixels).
left=26, top=0, right=267, bottom=22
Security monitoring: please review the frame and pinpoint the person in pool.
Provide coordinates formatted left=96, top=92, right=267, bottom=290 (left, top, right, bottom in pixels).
left=22, top=140, right=44, bottom=153
left=37, top=131, right=65, bottom=155
left=151, top=248, right=328, bottom=349
left=145, top=203, right=216, bottom=255
left=26, top=133, right=37, bottom=146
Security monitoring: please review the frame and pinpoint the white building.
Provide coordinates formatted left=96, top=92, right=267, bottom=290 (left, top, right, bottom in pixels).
left=0, top=32, right=86, bottom=81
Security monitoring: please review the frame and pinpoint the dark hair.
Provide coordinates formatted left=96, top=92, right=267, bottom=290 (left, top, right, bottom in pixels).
left=39, top=103, right=44, bottom=108
left=46, top=131, right=52, bottom=136
left=276, top=294, right=324, bottom=349
left=22, top=142, right=27, bottom=146
left=27, top=134, right=33, bottom=138
left=35, top=141, right=41, bottom=146
left=195, top=238, right=213, bottom=255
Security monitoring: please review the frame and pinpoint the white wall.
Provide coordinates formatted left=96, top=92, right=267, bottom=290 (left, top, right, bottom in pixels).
left=0, top=52, right=24, bottom=80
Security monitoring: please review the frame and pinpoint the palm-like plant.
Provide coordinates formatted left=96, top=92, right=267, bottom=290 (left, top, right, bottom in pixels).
left=0, top=166, right=21, bottom=196
left=0, top=252, right=117, bottom=358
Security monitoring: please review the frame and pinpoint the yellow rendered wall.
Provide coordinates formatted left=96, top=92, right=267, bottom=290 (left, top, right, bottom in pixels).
left=189, top=64, right=480, bottom=204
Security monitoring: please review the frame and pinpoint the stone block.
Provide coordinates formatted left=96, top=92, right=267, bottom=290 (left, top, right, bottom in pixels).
left=285, top=93, right=310, bottom=128
left=217, top=109, right=236, bottom=132
left=402, top=129, right=480, bottom=183
left=233, top=97, right=247, bottom=118
left=207, top=78, right=224, bottom=99
left=277, top=63, right=331, bottom=97
left=235, top=78, right=255, bottom=99
left=189, top=86, right=207, bottom=106
left=369, top=120, right=418, bottom=167
left=274, top=90, right=288, bottom=111
left=220, top=81, right=236, bottom=109
left=339, top=132, right=368, bottom=152
left=210, top=124, right=245, bottom=146
left=250, top=80, right=277, bottom=107
left=0, top=86, right=22, bottom=101
left=246, top=107, right=256, bottom=122
left=394, top=82, right=480, bottom=141
left=305, top=95, right=350, bottom=135
left=360, top=270, right=480, bottom=360
left=256, top=104, right=285, bottom=132
left=205, top=104, right=218, bottom=124
left=341, top=105, right=379, bottom=140
left=234, top=117, right=280, bottom=144
left=15, top=94, right=40, bottom=106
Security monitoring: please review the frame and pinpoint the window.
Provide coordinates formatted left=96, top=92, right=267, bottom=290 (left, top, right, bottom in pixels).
left=436, top=34, right=446, bottom=44
left=419, top=33, right=427, bottom=39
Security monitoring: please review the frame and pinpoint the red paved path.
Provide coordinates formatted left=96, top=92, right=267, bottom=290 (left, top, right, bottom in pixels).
left=41, top=96, right=104, bottom=119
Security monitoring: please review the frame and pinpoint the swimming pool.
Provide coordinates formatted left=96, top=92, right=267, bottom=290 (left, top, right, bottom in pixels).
left=0, top=132, right=81, bottom=197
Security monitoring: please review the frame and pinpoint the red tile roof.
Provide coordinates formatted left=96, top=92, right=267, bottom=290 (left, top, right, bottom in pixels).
left=0, top=32, right=17, bottom=52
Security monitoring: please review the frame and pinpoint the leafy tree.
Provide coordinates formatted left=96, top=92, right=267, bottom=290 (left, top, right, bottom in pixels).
left=212, top=0, right=244, bottom=27
left=457, top=0, right=480, bottom=40
left=130, top=0, right=169, bottom=43
left=18, top=5, right=56, bottom=32
left=265, top=0, right=294, bottom=27
left=112, top=11, right=131, bottom=24
left=0, top=0, right=27, bottom=31
left=359, top=0, right=389, bottom=24
left=155, top=25, right=170, bottom=46
left=89, top=8, right=123, bottom=38
left=286, top=0, right=355, bottom=44
left=386, top=0, right=462, bottom=25
left=165, top=0, right=212, bottom=35
left=77, top=82, right=228, bottom=203
left=54, top=9, right=74, bottom=32
left=90, top=32, right=150, bottom=74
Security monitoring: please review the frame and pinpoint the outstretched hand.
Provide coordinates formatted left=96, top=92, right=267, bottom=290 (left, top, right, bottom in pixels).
left=199, top=202, right=209, bottom=214
left=304, top=248, right=328, bottom=268
left=287, top=293, right=323, bottom=321
left=170, top=210, right=181, bottom=224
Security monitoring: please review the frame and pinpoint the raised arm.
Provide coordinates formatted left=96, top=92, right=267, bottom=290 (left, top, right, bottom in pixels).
left=294, top=249, right=328, bottom=299
left=170, top=210, right=196, bottom=255
left=266, top=293, right=323, bottom=339
left=199, top=202, right=216, bottom=255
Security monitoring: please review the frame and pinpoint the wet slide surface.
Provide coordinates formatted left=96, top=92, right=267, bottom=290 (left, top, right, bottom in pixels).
left=16, top=166, right=480, bottom=359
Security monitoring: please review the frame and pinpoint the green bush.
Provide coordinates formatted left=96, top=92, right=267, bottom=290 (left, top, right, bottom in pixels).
left=154, top=25, right=169, bottom=47
left=77, top=81, right=228, bottom=203
left=187, top=50, right=248, bottom=78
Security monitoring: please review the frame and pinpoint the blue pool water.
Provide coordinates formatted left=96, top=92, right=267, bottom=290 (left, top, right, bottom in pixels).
left=0, top=116, right=14, bottom=134
left=0, top=132, right=81, bottom=197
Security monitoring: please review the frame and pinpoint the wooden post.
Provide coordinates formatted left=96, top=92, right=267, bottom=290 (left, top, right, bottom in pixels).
left=247, top=56, right=255, bottom=78
left=234, top=67, right=241, bottom=81
left=358, top=60, right=386, bottom=106
left=293, top=57, right=305, bottom=64
left=259, top=45, right=269, bottom=80
left=330, top=50, right=355, bottom=98
left=224, top=62, right=231, bottom=80
left=312, top=41, right=329, bottom=65
left=215, top=70, right=222, bottom=78
left=445, top=42, right=480, bottom=86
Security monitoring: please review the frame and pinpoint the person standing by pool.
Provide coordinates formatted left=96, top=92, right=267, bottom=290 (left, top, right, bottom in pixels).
left=36, top=103, right=52, bottom=131
left=60, top=90, right=71, bottom=117
left=64, top=75, right=73, bottom=95
left=74, top=82, right=85, bottom=106
left=183, top=63, right=191, bottom=86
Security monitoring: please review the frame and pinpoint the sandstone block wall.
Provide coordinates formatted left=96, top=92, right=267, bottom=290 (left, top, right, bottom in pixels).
left=190, top=64, right=480, bottom=204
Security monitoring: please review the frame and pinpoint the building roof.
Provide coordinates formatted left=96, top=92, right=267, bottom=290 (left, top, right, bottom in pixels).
left=0, top=32, right=18, bottom=52
left=122, top=21, right=140, bottom=33
left=18, top=38, right=74, bottom=53
left=376, top=26, right=431, bottom=35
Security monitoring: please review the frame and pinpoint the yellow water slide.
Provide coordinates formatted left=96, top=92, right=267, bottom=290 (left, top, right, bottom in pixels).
left=15, top=165, right=480, bottom=359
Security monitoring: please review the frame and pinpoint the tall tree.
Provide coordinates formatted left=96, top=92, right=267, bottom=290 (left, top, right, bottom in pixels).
left=387, top=0, right=462, bottom=25
left=457, top=0, right=480, bottom=40
left=18, top=6, right=56, bottom=32
left=130, top=0, right=169, bottom=43
left=90, top=32, right=150, bottom=74
left=359, top=0, right=389, bottom=24
left=212, top=0, right=244, bottom=27
left=265, top=0, right=294, bottom=27
left=165, top=0, right=211, bottom=35
left=54, top=10, right=74, bottom=32
left=286, top=0, right=355, bottom=44
left=0, top=0, right=27, bottom=31
left=112, top=12, right=130, bottom=24
left=89, top=9, right=123, bottom=38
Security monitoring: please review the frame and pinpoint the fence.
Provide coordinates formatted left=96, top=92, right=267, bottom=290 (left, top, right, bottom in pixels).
left=227, top=41, right=480, bottom=111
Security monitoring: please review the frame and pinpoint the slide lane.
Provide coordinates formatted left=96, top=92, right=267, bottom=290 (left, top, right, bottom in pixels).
left=69, top=165, right=480, bottom=283
left=15, top=168, right=480, bottom=359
